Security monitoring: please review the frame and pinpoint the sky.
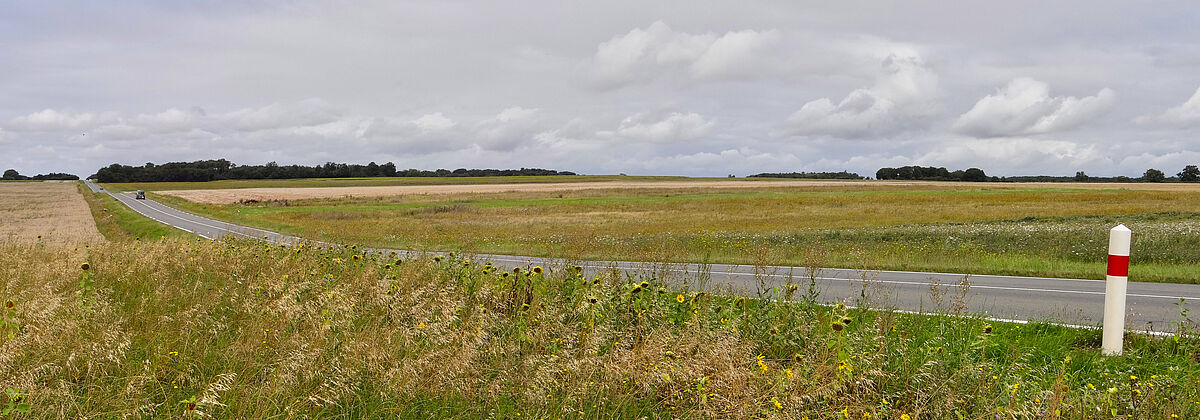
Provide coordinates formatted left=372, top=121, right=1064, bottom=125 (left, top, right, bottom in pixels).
left=2, top=1, right=1200, bottom=178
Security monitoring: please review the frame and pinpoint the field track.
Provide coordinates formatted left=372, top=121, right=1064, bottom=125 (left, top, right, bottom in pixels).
left=86, top=180, right=1200, bottom=330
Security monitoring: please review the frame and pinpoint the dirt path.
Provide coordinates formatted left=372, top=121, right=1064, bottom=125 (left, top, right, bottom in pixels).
left=157, top=179, right=1200, bottom=204
left=0, top=181, right=104, bottom=243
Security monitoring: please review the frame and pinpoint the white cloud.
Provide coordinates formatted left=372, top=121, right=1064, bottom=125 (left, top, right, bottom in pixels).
left=782, top=53, right=939, bottom=138
left=616, top=112, right=715, bottom=142
left=954, top=78, right=1115, bottom=137
left=916, top=137, right=1107, bottom=173
left=1136, top=86, right=1200, bottom=127
left=591, top=21, right=779, bottom=88
left=128, top=108, right=207, bottom=134
left=7, top=109, right=121, bottom=131
left=411, top=113, right=456, bottom=131
left=494, top=107, right=538, bottom=122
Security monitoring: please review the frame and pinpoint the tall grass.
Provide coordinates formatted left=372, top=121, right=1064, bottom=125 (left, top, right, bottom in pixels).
left=2, top=240, right=1198, bottom=418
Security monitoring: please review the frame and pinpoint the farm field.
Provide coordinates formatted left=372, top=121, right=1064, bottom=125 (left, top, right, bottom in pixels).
left=2, top=239, right=1198, bottom=418
left=144, top=181, right=1200, bottom=283
left=0, top=181, right=103, bottom=244
left=100, top=174, right=757, bottom=193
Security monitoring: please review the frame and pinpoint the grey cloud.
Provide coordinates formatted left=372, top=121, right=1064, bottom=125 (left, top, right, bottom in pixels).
left=954, top=78, right=1115, bottom=137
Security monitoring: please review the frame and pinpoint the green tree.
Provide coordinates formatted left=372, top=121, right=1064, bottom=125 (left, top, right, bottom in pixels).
left=2, top=169, right=27, bottom=180
left=1178, top=165, right=1200, bottom=182
left=962, top=168, right=988, bottom=182
left=1074, top=171, right=1089, bottom=182
left=1142, top=168, right=1166, bottom=183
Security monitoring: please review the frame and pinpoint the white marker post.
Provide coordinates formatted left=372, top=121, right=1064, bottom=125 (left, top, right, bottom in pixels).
left=1102, top=224, right=1131, bottom=356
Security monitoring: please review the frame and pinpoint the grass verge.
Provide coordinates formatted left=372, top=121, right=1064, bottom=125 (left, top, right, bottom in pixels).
left=1, top=239, right=1198, bottom=418
left=78, top=182, right=193, bottom=241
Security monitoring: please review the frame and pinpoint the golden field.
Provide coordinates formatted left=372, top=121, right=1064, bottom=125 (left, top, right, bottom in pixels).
left=0, top=181, right=103, bottom=244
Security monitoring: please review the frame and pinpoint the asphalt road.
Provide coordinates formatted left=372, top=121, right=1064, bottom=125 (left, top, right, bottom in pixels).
left=85, top=180, right=1200, bottom=331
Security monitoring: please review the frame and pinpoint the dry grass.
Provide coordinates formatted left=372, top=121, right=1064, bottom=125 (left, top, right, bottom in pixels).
left=0, top=181, right=103, bottom=244
left=1, top=239, right=1198, bottom=418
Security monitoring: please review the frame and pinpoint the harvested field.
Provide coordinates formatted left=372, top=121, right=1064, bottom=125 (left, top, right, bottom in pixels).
left=157, top=179, right=1200, bottom=204
left=0, top=181, right=104, bottom=243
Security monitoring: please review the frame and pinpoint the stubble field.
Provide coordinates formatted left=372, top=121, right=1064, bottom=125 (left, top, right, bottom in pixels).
left=0, top=181, right=103, bottom=244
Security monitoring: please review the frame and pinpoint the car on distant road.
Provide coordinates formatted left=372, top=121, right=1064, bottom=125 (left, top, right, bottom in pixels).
left=135, top=190, right=145, bottom=200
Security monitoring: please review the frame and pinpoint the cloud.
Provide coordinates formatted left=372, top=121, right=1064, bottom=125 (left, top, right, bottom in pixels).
left=473, top=107, right=543, bottom=151
left=590, top=21, right=779, bottom=88
left=916, top=137, right=1106, bottom=173
left=410, top=113, right=456, bottom=131
left=1136, top=86, right=1200, bottom=127
left=954, top=78, right=1115, bottom=137
left=215, top=98, right=341, bottom=132
left=7, top=109, right=121, bottom=131
left=781, top=53, right=939, bottom=138
left=615, top=112, right=715, bottom=142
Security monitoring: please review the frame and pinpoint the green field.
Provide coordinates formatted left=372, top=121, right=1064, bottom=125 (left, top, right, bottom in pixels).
left=1, top=239, right=1197, bottom=418
left=144, top=182, right=1200, bottom=283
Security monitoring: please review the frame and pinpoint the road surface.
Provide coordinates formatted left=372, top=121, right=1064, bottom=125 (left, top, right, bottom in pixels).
left=84, top=180, right=1200, bottom=331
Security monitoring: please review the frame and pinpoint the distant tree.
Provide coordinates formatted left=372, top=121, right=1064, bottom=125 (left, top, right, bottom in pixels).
left=1142, top=168, right=1166, bottom=183
left=30, top=173, right=79, bottom=180
left=749, top=171, right=863, bottom=180
left=962, top=168, right=988, bottom=182
left=2, top=169, right=28, bottom=180
left=90, top=159, right=576, bottom=182
left=1179, top=165, right=1200, bottom=182
left=1074, top=171, right=1090, bottom=182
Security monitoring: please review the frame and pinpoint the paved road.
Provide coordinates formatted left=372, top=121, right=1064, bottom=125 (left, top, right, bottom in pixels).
left=85, top=180, right=1200, bottom=331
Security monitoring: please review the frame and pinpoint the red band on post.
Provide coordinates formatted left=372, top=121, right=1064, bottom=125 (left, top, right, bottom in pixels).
left=1107, top=255, right=1129, bottom=277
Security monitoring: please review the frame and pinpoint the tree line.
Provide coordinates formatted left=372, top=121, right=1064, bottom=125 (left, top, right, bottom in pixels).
left=89, top=160, right=576, bottom=183
left=2, top=169, right=79, bottom=181
left=874, top=165, right=1200, bottom=183
left=748, top=171, right=864, bottom=180
left=875, top=166, right=990, bottom=181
